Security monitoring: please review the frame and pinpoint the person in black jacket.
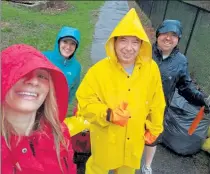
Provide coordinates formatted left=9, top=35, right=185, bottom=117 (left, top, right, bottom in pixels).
left=141, top=19, right=210, bottom=174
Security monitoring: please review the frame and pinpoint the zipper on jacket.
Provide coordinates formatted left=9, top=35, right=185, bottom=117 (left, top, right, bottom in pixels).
left=29, top=140, right=36, bottom=156
left=64, top=60, right=67, bottom=66
left=63, top=157, right=69, bottom=171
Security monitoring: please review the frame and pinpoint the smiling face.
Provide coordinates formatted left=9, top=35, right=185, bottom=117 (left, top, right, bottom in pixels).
left=115, top=36, right=141, bottom=66
left=59, top=39, right=77, bottom=59
left=157, top=32, right=179, bottom=55
left=5, top=69, right=50, bottom=114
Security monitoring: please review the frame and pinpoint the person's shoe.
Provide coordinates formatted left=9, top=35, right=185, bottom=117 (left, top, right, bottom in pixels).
left=141, top=165, right=152, bottom=174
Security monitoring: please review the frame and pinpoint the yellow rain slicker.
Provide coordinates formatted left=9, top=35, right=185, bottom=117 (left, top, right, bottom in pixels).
left=76, top=8, right=165, bottom=170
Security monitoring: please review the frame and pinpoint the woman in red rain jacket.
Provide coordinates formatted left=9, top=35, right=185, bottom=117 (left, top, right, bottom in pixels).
left=1, top=44, right=76, bottom=174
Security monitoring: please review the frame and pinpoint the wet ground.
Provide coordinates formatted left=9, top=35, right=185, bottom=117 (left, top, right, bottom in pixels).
left=88, top=1, right=210, bottom=174
left=139, top=145, right=210, bottom=174
left=90, top=0, right=129, bottom=64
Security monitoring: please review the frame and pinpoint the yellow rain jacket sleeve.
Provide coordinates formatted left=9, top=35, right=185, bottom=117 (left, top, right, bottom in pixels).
left=76, top=8, right=165, bottom=170
left=76, top=69, right=110, bottom=127
left=145, top=63, right=166, bottom=137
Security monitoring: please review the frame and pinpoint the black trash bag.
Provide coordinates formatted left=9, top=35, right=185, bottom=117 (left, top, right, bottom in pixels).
left=162, top=90, right=210, bottom=155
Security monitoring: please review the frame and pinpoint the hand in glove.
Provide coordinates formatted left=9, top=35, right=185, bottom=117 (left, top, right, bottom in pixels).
left=204, top=96, right=210, bottom=114
left=144, top=130, right=158, bottom=145
left=106, top=102, right=130, bottom=127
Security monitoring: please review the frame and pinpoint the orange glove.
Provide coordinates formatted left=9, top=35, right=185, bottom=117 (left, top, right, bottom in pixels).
left=144, top=130, right=158, bottom=145
left=107, top=102, right=130, bottom=127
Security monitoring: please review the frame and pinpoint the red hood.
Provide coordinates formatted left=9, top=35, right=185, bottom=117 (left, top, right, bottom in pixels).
left=1, top=44, right=68, bottom=122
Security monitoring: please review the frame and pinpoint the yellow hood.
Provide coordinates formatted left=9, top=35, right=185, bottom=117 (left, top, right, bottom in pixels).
left=105, top=8, right=152, bottom=63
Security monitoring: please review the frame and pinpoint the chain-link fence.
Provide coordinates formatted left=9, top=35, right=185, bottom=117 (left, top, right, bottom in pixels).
left=136, top=0, right=210, bottom=93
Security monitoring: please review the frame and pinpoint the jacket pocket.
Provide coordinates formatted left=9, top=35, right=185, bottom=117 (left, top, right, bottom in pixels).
left=90, top=125, right=109, bottom=164
left=131, top=135, right=145, bottom=162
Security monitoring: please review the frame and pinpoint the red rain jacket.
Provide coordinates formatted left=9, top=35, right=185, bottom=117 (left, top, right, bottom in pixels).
left=1, top=44, right=76, bottom=174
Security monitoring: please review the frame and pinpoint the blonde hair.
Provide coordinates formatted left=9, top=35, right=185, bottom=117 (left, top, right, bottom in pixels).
left=43, top=75, right=68, bottom=170
left=1, top=74, right=68, bottom=172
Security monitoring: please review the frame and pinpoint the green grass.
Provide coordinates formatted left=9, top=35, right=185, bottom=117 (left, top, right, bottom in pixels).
left=1, top=1, right=104, bottom=114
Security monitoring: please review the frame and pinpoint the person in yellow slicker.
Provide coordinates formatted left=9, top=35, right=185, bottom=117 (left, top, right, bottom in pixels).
left=76, top=8, right=166, bottom=174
